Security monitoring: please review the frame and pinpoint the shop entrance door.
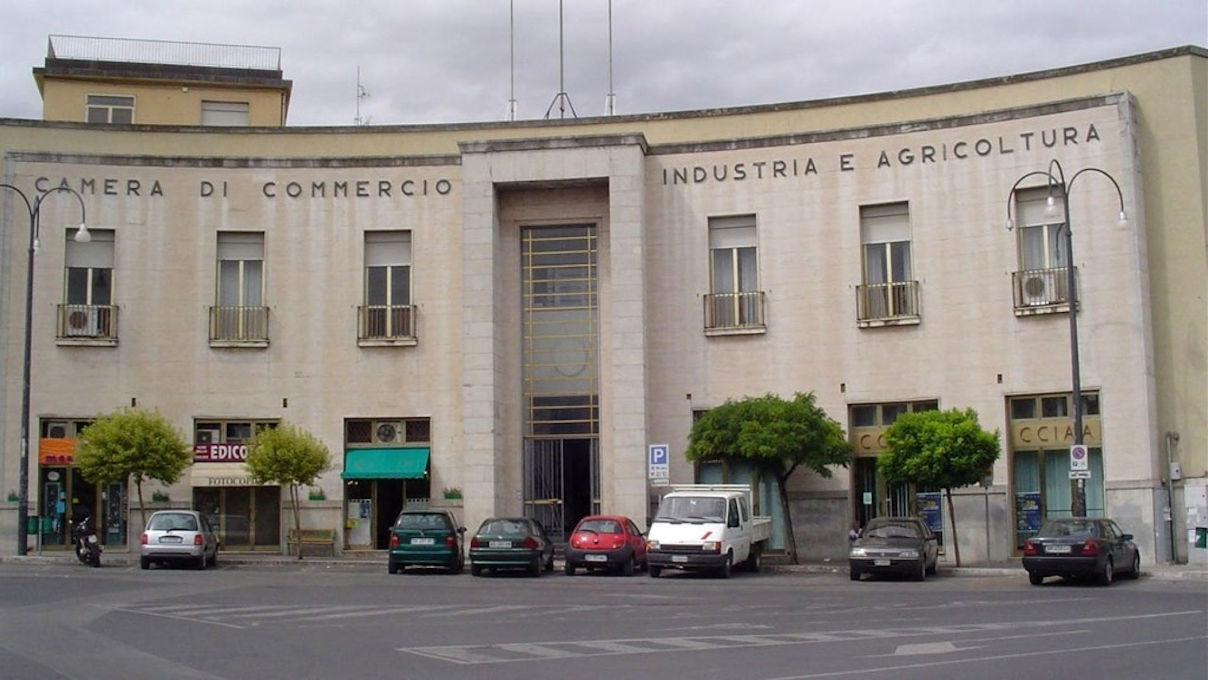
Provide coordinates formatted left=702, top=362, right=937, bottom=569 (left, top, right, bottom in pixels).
left=193, top=486, right=280, bottom=550
left=37, top=466, right=126, bottom=548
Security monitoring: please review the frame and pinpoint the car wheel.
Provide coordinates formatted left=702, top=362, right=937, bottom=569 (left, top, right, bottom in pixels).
left=925, top=556, right=937, bottom=576
left=195, top=554, right=206, bottom=571
left=470, top=564, right=483, bottom=577
left=1028, top=570, right=1044, bottom=585
left=1097, top=556, right=1114, bottom=586
left=529, top=557, right=542, bottom=577
left=649, top=565, right=661, bottom=578
left=719, top=552, right=733, bottom=579
left=623, top=556, right=636, bottom=577
left=564, top=562, right=576, bottom=576
left=388, top=561, right=400, bottom=574
left=207, top=550, right=218, bottom=568
left=1125, top=552, right=1140, bottom=580
left=545, top=553, right=555, bottom=572
left=913, top=558, right=926, bottom=582
left=140, top=557, right=150, bottom=570
left=745, top=545, right=762, bottom=573
left=448, top=556, right=463, bottom=575
left=849, top=567, right=861, bottom=581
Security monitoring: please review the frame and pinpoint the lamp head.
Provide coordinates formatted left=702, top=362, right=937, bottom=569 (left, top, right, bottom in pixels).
left=1116, top=210, right=1128, bottom=228
left=73, top=223, right=91, bottom=243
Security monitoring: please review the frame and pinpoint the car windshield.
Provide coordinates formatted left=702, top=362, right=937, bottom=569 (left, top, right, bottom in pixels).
left=863, top=520, right=922, bottom=539
left=655, top=496, right=725, bottom=522
left=480, top=519, right=529, bottom=536
left=395, top=513, right=448, bottom=530
left=577, top=519, right=621, bottom=533
left=1038, top=520, right=1099, bottom=538
left=148, top=513, right=198, bottom=531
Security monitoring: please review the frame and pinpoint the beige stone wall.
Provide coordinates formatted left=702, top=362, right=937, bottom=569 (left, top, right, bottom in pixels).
left=41, top=78, right=287, bottom=126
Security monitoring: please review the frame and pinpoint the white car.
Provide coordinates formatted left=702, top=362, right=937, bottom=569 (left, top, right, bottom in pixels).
left=140, top=510, right=220, bottom=570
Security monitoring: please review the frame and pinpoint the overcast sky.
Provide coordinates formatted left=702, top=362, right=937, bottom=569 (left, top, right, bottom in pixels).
left=1, top=1, right=1204, bottom=127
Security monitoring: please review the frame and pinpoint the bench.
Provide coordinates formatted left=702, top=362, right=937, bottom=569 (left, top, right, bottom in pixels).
left=287, top=528, right=337, bottom=557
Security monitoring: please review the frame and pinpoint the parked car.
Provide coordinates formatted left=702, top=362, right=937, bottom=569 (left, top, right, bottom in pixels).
left=140, top=509, right=220, bottom=570
left=387, top=509, right=466, bottom=574
left=468, top=517, right=555, bottom=577
left=1022, top=517, right=1140, bottom=585
left=564, top=514, right=647, bottom=576
left=848, top=516, right=939, bottom=582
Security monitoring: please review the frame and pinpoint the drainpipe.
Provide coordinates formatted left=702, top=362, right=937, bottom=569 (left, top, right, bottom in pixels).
left=1165, top=431, right=1179, bottom=563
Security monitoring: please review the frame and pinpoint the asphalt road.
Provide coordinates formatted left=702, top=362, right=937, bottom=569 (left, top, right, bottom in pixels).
left=1, top=561, right=1204, bottom=680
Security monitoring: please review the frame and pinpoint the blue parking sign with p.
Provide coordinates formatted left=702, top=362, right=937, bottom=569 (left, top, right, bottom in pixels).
left=649, top=445, right=669, bottom=465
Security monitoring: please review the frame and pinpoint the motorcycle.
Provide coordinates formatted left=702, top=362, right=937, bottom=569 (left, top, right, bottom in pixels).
left=72, top=515, right=102, bottom=568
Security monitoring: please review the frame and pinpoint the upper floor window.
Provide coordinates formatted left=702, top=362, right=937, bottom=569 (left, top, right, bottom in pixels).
left=86, top=95, right=133, bottom=124
left=60, top=229, right=117, bottom=341
left=201, top=100, right=250, bottom=126
left=212, top=232, right=267, bottom=344
left=1013, top=187, right=1071, bottom=310
left=858, top=202, right=919, bottom=325
left=360, top=231, right=414, bottom=342
left=705, top=215, right=764, bottom=332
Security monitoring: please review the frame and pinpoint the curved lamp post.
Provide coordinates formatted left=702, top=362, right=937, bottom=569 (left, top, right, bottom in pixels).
left=1, top=183, right=88, bottom=555
left=1005, top=159, right=1127, bottom=518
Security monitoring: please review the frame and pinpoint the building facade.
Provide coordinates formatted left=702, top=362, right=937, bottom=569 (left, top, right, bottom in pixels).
left=2, top=46, right=1205, bottom=564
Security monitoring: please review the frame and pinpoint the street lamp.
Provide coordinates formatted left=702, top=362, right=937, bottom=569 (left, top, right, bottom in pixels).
left=1005, top=159, right=1127, bottom=518
left=1, top=183, right=88, bottom=555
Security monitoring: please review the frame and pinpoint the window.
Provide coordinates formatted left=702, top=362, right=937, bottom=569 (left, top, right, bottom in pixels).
left=213, top=232, right=267, bottom=342
left=61, top=229, right=115, bottom=339
left=361, top=231, right=413, bottom=340
left=85, top=95, right=134, bottom=124
left=706, top=215, right=762, bottom=329
left=1014, top=187, right=1071, bottom=308
left=858, top=202, right=917, bottom=321
left=201, top=101, right=250, bottom=126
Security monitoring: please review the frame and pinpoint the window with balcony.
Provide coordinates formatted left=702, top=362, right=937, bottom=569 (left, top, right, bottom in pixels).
left=212, top=232, right=268, bottom=345
left=1013, top=187, right=1072, bottom=313
left=200, top=100, right=250, bottom=126
left=59, top=229, right=117, bottom=343
left=705, top=215, right=764, bottom=333
left=857, top=202, right=919, bottom=326
left=359, top=231, right=414, bottom=344
left=85, top=94, right=134, bottom=124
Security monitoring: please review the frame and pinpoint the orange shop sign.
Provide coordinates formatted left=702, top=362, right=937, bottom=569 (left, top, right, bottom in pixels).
left=38, top=438, right=76, bottom=465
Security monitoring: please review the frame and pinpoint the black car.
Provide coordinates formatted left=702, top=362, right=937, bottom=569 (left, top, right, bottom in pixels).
left=1022, top=517, right=1140, bottom=585
left=848, top=516, right=939, bottom=582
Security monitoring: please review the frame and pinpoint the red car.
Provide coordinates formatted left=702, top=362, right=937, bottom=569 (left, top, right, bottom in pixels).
left=564, top=514, right=647, bottom=576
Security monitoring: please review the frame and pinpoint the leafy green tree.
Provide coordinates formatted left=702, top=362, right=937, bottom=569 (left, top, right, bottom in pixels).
left=879, top=407, right=1000, bottom=566
left=685, top=392, right=852, bottom=564
left=244, top=422, right=333, bottom=559
left=75, top=408, right=191, bottom=528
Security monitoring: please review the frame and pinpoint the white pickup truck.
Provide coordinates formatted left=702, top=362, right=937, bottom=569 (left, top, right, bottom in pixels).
left=646, top=484, right=772, bottom=578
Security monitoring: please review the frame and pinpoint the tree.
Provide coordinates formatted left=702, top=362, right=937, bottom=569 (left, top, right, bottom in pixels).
left=879, top=407, right=1000, bottom=567
left=244, top=422, right=332, bottom=559
left=685, top=392, right=852, bottom=564
left=75, top=408, right=191, bottom=529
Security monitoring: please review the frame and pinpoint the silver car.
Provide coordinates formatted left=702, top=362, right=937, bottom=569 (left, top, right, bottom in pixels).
left=140, top=510, right=220, bottom=570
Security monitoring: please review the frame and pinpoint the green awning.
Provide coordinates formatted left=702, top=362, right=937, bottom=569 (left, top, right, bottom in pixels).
left=341, top=447, right=430, bottom=479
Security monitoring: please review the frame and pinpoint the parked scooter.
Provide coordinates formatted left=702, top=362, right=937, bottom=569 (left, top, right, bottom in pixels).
left=72, top=515, right=102, bottom=568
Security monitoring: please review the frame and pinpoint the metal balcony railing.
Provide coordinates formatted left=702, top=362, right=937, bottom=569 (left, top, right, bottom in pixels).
left=1012, top=267, right=1075, bottom=311
left=703, top=291, right=766, bottom=331
left=56, top=304, right=118, bottom=341
left=856, top=280, right=920, bottom=325
left=209, top=305, right=269, bottom=344
left=48, top=35, right=281, bottom=71
left=358, top=305, right=416, bottom=342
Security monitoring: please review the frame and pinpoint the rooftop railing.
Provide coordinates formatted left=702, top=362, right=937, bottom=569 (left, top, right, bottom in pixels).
left=48, top=34, right=281, bottom=71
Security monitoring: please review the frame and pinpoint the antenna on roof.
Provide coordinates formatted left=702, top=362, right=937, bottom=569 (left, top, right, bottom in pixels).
left=544, top=0, right=577, bottom=119
left=355, top=66, right=371, bottom=126
left=507, top=0, right=518, bottom=121
left=605, top=0, right=616, bottom=116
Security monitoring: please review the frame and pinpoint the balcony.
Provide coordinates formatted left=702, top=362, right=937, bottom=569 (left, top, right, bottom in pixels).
left=1012, top=267, right=1075, bottom=316
left=56, top=304, right=118, bottom=345
left=358, top=305, right=417, bottom=346
left=209, top=305, right=269, bottom=347
left=856, top=281, right=921, bottom=328
left=703, top=291, right=766, bottom=335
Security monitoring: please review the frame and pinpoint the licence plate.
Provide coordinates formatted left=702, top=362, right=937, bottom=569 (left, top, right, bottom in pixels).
left=410, top=537, right=435, bottom=545
left=489, top=541, right=511, bottom=549
left=585, top=554, right=607, bottom=562
left=672, top=555, right=688, bottom=563
left=159, top=536, right=182, bottom=544
left=1046, top=544, right=1071, bottom=554
left=874, top=559, right=891, bottom=566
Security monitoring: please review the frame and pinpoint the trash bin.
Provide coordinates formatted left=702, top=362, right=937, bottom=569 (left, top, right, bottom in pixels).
left=26, top=515, right=39, bottom=534
left=1196, top=527, right=1207, bottom=549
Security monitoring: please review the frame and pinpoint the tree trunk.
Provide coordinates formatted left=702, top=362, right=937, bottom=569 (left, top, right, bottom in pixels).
left=290, top=485, right=303, bottom=560
left=136, top=479, right=147, bottom=531
left=945, top=486, right=961, bottom=567
left=777, top=473, right=799, bottom=564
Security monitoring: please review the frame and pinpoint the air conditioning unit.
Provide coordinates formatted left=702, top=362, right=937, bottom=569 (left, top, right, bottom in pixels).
left=195, top=428, right=221, bottom=445
left=1022, top=276, right=1049, bottom=306
left=374, top=421, right=404, bottom=444
left=46, top=421, right=70, bottom=439
left=64, top=308, right=100, bottom=337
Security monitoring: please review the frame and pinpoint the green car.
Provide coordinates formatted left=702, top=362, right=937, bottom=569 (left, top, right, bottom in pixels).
left=468, top=517, right=555, bottom=577
left=387, top=510, right=466, bottom=574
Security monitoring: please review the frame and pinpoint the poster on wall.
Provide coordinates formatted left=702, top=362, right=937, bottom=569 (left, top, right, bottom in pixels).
left=917, top=492, right=942, bottom=533
left=1016, top=492, right=1043, bottom=533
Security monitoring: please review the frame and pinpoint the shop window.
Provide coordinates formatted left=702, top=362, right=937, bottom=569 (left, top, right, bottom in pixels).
left=344, top=418, right=431, bottom=445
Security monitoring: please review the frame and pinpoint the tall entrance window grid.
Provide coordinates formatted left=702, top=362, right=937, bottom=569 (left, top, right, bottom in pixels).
left=705, top=215, right=764, bottom=333
left=1012, top=187, right=1073, bottom=312
left=1009, top=391, right=1104, bottom=550
left=857, top=203, right=919, bottom=326
left=848, top=400, right=942, bottom=545
left=212, top=231, right=267, bottom=343
left=521, top=225, right=600, bottom=540
left=60, top=228, right=117, bottom=341
left=360, top=231, right=415, bottom=343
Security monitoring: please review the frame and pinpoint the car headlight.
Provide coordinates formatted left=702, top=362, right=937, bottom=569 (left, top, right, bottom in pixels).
left=898, top=550, right=919, bottom=559
left=702, top=541, right=721, bottom=553
left=647, top=539, right=660, bottom=550
left=850, top=547, right=867, bottom=557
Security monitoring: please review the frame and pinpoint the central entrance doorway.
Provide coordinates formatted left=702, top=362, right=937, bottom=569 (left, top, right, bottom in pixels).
left=521, top=224, right=600, bottom=540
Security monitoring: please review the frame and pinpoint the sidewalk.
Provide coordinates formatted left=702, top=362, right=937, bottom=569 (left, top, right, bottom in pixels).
left=4, top=550, right=1206, bottom=582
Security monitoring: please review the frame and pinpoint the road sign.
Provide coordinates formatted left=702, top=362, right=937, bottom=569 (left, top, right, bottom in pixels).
left=1069, top=444, right=1089, bottom=471
left=1069, top=469, right=1091, bottom=479
left=648, top=444, right=669, bottom=483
